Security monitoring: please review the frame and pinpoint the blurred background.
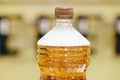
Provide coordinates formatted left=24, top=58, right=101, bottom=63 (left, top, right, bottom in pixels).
left=0, top=0, right=120, bottom=80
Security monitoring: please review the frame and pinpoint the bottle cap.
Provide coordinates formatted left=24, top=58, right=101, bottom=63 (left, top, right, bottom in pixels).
left=55, top=7, right=73, bottom=19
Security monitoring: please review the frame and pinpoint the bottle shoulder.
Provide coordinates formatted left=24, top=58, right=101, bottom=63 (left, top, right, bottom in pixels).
left=37, top=25, right=90, bottom=46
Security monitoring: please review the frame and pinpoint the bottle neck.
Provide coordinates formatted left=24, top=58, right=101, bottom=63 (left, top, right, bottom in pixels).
left=56, top=19, right=72, bottom=27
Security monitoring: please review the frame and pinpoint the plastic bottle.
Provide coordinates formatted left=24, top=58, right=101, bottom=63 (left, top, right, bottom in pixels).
left=36, top=7, right=90, bottom=80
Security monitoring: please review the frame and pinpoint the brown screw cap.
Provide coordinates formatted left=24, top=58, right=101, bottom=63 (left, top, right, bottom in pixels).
left=55, top=7, right=73, bottom=19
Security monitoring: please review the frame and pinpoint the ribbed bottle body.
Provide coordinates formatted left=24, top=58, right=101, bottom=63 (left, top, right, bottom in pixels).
left=37, top=45, right=90, bottom=80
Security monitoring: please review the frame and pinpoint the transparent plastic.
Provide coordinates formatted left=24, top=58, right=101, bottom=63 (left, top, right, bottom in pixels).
left=36, top=19, right=90, bottom=80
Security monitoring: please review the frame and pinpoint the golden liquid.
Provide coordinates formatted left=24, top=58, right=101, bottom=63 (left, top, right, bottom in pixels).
left=36, top=45, right=90, bottom=80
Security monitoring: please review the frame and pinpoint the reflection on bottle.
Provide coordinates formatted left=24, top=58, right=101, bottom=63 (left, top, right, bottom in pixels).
left=77, top=16, right=89, bottom=37
left=0, top=17, right=9, bottom=55
left=116, top=17, right=120, bottom=54
left=37, top=16, right=50, bottom=39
